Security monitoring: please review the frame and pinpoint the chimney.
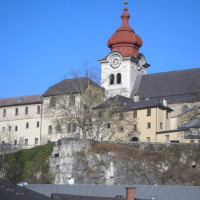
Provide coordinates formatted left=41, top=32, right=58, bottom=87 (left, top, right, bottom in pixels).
left=134, top=95, right=139, bottom=102
left=126, top=187, right=135, bottom=200
left=163, top=99, right=167, bottom=107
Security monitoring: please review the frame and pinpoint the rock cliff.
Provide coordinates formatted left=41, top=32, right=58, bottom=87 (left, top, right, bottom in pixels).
left=50, top=138, right=200, bottom=185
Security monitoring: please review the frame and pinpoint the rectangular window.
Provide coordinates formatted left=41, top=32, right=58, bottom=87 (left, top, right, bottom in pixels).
left=35, top=138, right=38, bottom=145
left=118, top=126, right=124, bottom=132
left=26, top=122, right=29, bottom=129
left=14, top=140, right=17, bottom=146
left=25, top=139, right=28, bottom=146
left=67, top=124, right=71, bottom=133
left=166, top=111, right=169, bottom=119
left=107, top=123, right=111, bottom=129
left=147, top=108, right=151, bottom=116
left=133, top=110, right=137, bottom=118
left=15, top=108, right=19, bottom=116
left=165, top=135, right=169, bottom=142
left=25, top=107, right=28, bottom=115
left=72, top=124, right=76, bottom=132
left=9, top=126, right=11, bottom=132
left=36, top=121, right=40, bottom=128
left=15, top=126, right=18, bottom=131
left=146, top=137, right=150, bottom=142
left=147, top=122, right=151, bottom=129
left=3, top=109, right=6, bottom=117
left=133, top=124, right=137, bottom=131
left=160, top=122, right=163, bottom=129
left=37, top=105, right=40, bottom=114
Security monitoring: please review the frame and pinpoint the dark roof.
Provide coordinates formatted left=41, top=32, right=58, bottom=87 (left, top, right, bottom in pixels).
left=51, top=194, right=126, bottom=200
left=95, top=95, right=173, bottom=112
left=43, top=77, right=102, bottom=97
left=135, top=68, right=200, bottom=104
left=26, top=184, right=200, bottom=200
left=184, top=135, right=200, bottom=139
left=0, top=178, right=51, bottom=200
left=0, top=94, right=42, bottom=107
left=178, top=118, right=200, bottom=128
left=51, top=194, right=147, bottom=200
left=94, top=95, right=133, bottom=109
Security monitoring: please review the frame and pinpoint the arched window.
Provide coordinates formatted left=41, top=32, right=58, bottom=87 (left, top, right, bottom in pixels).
left=110, top=74, right=114, bottom=85
left=117, top=73, right=121, bottom=84
left=25, top=107, right=28, bottom=115
left=37, top=105, right=40, bottom=114
left=48, top=125, right=53, bottom=134
left=131, top=137, right=139, bottom=142
left=15, top=108, right=19, bottom=116
left=69, top=95, right=75, bottom=106
left=50, top=97, right=56, bottom=107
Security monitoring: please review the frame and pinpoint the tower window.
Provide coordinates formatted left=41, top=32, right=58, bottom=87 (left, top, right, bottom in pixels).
left=37, top=105, right=41, bottom=114
left=147, top=108, right=151, bottom=116
left=147, top=122, right=151, bottom=129
left=26, top=122, right=29, bottom=129
left=67, top=124, right=71, bottom=133
left=72, top=124, right=76, bottom=132
left=3, top=109, right=6, bottom=117
left=50, top=97, right=56, bottom=107
left=25, top=107, right=28, bottom=115
left=48, top=125, right=52, bottom=134
left=36, top=121, right=40, bottom=128
left=56, top=124, right=62, bottom=133
left=117, top=73, right=121, bottom=84
left=110, top=74, right=114, bottom=85
left=25, top=139, right=28, bottom=146
left=69, top=95, right=75, bottom=106
left=15, top=108, right=19, bottom=116
left=15, top=126, right=18, bottom=131
left=133, top=124, right=137, bottom=131
left=35, top=138, right=38, bottom=145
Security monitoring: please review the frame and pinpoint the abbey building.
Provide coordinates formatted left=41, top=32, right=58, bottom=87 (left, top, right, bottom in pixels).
left=0, top=4, right=200, bottom=148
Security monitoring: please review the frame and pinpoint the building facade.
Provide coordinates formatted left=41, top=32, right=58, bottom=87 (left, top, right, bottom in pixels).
left=1, top=4, right=200, bottom=148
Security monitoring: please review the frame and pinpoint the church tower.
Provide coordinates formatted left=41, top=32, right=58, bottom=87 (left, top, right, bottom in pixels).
left=99, top=1, right=149, bottom=98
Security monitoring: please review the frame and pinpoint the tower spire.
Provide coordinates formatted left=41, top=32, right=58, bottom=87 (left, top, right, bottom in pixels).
left=107, top=0, right=142, bottom=58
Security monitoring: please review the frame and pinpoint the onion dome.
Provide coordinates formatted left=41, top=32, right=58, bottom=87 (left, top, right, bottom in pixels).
left=107, top=7, right=142, bottom=58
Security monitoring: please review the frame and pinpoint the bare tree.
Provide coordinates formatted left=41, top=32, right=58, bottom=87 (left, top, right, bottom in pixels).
left=0, top=124, right=15, bottom=178
left=45, top=66, right=139, bottom=141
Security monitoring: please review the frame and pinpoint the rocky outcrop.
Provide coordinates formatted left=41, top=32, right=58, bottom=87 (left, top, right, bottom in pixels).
left=50, top=138, right=200, bottom=185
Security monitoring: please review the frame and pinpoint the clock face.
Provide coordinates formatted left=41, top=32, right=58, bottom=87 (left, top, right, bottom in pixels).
left=110, top=56, right=121, bottom=68
left=136, top=60, right=142, bottom=72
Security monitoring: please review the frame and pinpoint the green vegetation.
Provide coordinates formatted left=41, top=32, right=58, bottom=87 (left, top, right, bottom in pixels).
left=1, top=142, right=54, bottom=184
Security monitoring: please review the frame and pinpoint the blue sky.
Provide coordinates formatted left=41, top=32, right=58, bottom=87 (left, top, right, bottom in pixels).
left=0, top=0, right=200, bottom=98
